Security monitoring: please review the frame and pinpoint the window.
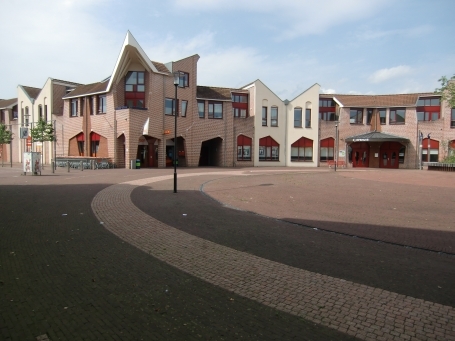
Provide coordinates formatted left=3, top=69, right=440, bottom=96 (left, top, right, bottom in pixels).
left=38, top=105, right=43, bottom=120
left=320, top=138, right=334, bottom=162
left=294, top=108, right=302, bottom=127
left=367, top=109, right=373, bottom=125
left=271, top=107, right=278, bottom=127
left=305, top=109, right=311, bottom=128
left=71, top=100, right=78, bottom=117
left=379, top=109, right=386, bottom=124
left=125, top=71, right=145, bottom=108
left=262, top=107, right=267, bottom=126
left=421, top=138, right=439, bottom=162
left=98, top=95, right=107, bottom=114
left=399, top=146, right=406, bottom=164
left=451, top=108, right=455, bottom=128
left=319, top=99, right=336, bottom=121
left=291, top=137, right=313, bottom=162
left=350, top=108, right=363, bottom=124
left=44, top=105, right=48, bottom=121
left=198, top=101, right=205, bottom=118
left=232, top=93, right=248, bottom=118
left=417, top=97, right=440, bottom=121
left=76, top=133, right=84, bottom=156
left=13, top=109, right=18, bottom=120
left=181, top=100, right=188, bottom=117
left=319, top=99, right=335, bottom=107
left=178, top=72, right=189, bottom=88
left=237, top=135, right=252, bottom=161
left=259, top=136, right=279, bottom=161
left=208, top=102, right=223, bottom=119
left=320, top=112, right=336, bottom=121
left=390, top=108, right=405, bottom=124
left=165, top=98, right=177, bottom=116
left=90, top=132, right=101, bottom=157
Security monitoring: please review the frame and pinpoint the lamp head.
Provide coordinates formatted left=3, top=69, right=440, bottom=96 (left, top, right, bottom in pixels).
left=173, top=71, right=180, bottom=86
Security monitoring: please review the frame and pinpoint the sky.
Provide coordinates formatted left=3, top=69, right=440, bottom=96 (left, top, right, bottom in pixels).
left=1, top=0, right=454, bottom=100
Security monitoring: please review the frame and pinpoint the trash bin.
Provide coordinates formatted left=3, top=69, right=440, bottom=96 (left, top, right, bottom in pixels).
left=130, top=159, right=136, bottom=169
left=136, top=159, right=141, bottom=169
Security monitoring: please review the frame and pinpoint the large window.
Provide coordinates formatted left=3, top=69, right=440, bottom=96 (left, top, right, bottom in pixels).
left=417, top=97, right=441, bottom=121
left=379, top=109, right=386, bottom=124
left=98, top=95, right=106, bottom=114
left=71, top=100, right=78, bottom=117
left=44, top=105, right=48, bottom=121
left=291, top=137, right=313, bottom=162
left=38, top=105, right=43, bottom=120
left=320, top=112, right=336, bottom=121
left=90, top=132, right=101, bottom=157
left=390, top=108, right=405, bottom=124
left=305, top=109, right=311, bottom=128
left=237, top=135, right=252, bottom=161
left=233, top=93, right=248, bottom=118
left=452, top=108, right=455, bottom=128
left=198, top=101, right=205, bottom=118
left=262, top=107, right=267, bottom=126
left=125, top=71, right=145, bottom=108
left=319, top=98, right=336, bottom=121
left=421, top=138, right=439, bottom=162
left=208, top=102, right=223, bottom=119
left=294, top=108, right=302, bottom=127
left=367, top=109, right=373, bottom=125
left=350, top=108, right=363, bottom=124
left=259, top=136, right=279, bottom=161
left=165, top=98, right=177, bottom=116
left=181, top=100, right=188, bottom=117
left=271, top=107, right=278, bottom=127
left=320, top=138, right=334, bottom=162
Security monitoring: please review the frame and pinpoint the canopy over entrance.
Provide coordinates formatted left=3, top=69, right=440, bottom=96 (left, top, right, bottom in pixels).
left=345, top=132, right=410, bottom=144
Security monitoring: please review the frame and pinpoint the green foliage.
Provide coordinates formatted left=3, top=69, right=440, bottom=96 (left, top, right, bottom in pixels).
left=435, top=74, right=455, bottom=108
left=0, top=123, right=13, bottom=144
left=31, top=118, right=55, bottom=142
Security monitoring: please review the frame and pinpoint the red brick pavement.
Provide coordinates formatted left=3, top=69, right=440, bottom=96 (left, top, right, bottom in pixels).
left=92, top=170, right=455, bottom=341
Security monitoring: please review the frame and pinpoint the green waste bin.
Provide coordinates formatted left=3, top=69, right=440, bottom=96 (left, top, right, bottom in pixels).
left=136, top=159, right=141, bottom=169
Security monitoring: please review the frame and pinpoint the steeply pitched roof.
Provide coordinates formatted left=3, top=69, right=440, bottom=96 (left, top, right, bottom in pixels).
left=63, top=81, right=109, bottom=99
left=320, top=93, right=436, bottom=107
left=0, top=98, right=18, bottom=109
left=151, top=61, right=170, bottom=74
left=197, top=86, right=234, bottom=100
left=345, top=131, right=410, bottom=143
left=22, top=86, right=41, bottom=100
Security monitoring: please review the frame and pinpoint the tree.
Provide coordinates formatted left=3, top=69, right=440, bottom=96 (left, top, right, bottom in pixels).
left=0, top=123, right=13, bottom=167
left=435, top=74, right=455, bottom=108
left=30, top=118, right=55, bottom=143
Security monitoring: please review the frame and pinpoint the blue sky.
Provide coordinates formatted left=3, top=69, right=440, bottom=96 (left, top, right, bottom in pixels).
left=1, top=0, right=454, bottom=100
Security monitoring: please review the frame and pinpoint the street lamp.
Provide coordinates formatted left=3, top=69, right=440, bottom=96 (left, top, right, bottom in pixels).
left=173, top=71, right=179, bottom=193
left=334, top=121, right=339, bottom=172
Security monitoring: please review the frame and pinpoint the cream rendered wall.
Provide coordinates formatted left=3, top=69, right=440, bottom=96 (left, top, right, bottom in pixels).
left=246, top=80, right=286, bottom=167
left=286, top=83, right=320, bottom=167
left=17, top=86, right=35, bottom=162
left=33, top=78, right=53, bottom=164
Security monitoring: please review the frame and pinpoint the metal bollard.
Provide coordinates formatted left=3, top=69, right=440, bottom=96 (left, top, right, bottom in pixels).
left=80, top=160, right=83, bottom=171
left=67, top=161, right=70, bottom=172
left=52, top=161, right=55, bottom=174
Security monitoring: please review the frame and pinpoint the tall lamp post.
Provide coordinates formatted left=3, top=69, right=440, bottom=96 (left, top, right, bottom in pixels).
left=173, top=71, right=179, bottom=193
left=334, top=121, right=339, bottom=172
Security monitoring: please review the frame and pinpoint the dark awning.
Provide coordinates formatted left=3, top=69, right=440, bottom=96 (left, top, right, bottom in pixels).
left=345, top=131, right=410, bottom=143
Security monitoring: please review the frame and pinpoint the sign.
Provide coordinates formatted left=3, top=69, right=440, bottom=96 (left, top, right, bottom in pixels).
left=164, top=129, right=171, bottom=135
left=353, top=138, right=369, bottom=142
left=20, top=127, right=29, bottom=139
left=26, top=136, right=32, bottom=147
left=339, top=150, right=345, bottom=157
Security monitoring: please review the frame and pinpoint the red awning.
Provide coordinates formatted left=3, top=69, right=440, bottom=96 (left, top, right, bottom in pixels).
left=76, top=133, right=84, bottom=142
left=91, top=133, right=101, bottom=141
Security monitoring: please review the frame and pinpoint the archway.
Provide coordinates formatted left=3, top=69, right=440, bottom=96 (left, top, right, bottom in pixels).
left=199, top=137, right=223, bottom=166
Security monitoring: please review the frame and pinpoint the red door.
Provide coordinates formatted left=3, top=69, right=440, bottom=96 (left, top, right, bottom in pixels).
left=351, top=142, right=369, bottom=167
left=379, top=142, right=401, bottom=169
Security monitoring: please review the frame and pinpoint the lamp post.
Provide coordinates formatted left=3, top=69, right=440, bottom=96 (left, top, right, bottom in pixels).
left=427, top=133, right=431, bottom=165
left=334, top=121, right=339, bottom=172
left=419, top=131, right=423, bottom=170
left=173, top=71, right=179, bottom=193
left=24, top=110, right=30, bottom=152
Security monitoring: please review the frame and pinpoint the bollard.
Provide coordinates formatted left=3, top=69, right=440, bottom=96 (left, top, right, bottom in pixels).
left=80, top=160, right=83, bottom=171
left=52, top=161, right=55, bottom=174
left=67, top=161, right=70, bottom=172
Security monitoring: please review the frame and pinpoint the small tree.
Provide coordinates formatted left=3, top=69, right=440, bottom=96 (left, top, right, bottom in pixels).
left=31, top=119, right=55, bottom=166
left=0, top=123, right=13, bottom=167
left=435, top=74, right=455, bottom=108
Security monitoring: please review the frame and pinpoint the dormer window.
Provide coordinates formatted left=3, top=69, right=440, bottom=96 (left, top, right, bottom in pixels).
left=125, top=71, right=145, bottom=108
left=417, top=97, right=440, bottom=121
left=232, top=93, right=248, bottom=118
left=178, top=72, right=189, bottom=88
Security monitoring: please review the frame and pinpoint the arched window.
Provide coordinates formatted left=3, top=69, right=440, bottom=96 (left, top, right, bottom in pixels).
left=291, top=137, right=313, bottom=162
left=294, top=107, right=302, bottom=127
left=259, top=136, right=279, bottom=161
left=320, top=138, right=334, bottom=162
left=237, top=135, right=252, bottom=161
left=38, top=105, right=43, bottom=120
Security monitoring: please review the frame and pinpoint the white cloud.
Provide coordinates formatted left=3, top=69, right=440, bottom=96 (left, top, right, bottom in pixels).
left=356, top=25, right=434, bottom=41
left=369, top=65, right=413, bottom=83
left=320, top=88, right=336, bottom=94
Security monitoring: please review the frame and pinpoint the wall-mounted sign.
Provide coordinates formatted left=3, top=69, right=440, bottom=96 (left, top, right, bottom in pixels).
left=375, top=153, right=378, bottom=157
left=339, top=150, right=345, bottom=157
left=353, top=138, right=369, bottom=142
left=20, top=127, right=29, bottom=139
left=164, top=129, right=171, bottom=135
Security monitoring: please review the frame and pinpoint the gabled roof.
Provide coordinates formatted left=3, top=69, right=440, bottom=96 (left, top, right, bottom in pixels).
left=106, top=31, right=168, bottom=92
left=63, top=80, right=109, bottom=99
left=0, top=98, right=17, bottom=109
left=151, top=61, right=170, bottom=74
left=319, top=93, right=436, bottom=108
left=345, top=131, right=410, bottom=143
left=197, top=86, right=234, bottom=101
left=52, top=78, right=82, bottom=87
left=21, top=86, right=42, bottom=100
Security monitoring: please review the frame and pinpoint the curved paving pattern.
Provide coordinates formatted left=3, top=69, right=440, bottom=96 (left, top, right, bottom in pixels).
left=92, top=171, right=455, bottom=341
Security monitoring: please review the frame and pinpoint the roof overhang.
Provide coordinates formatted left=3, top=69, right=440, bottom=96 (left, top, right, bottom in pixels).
left=345, top=132, right=410, bottom=144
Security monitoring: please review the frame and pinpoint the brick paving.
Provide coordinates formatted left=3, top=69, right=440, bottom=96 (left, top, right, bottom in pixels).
left=92, top=170, right=455, bottom=341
